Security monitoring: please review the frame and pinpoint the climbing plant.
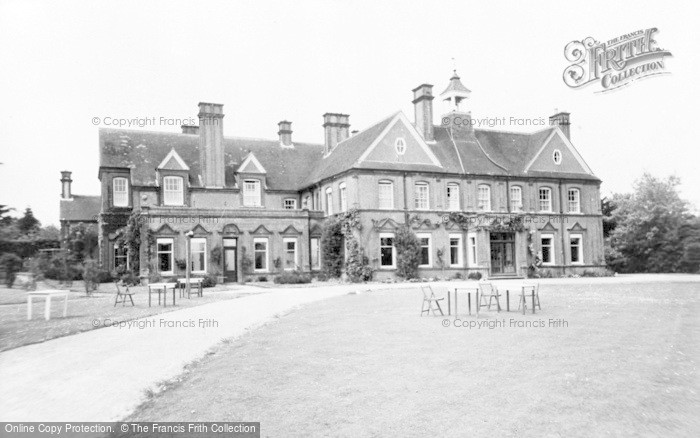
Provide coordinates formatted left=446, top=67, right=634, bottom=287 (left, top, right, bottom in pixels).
left=115, top=211, right=155, bottom=278
left=320, top=209, right=372, bottom=281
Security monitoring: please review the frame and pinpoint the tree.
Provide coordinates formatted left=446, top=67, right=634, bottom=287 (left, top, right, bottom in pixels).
left=608, top=173, right=693, bottom=273
left=0, top=204, right=14, bottom=226
left=0, top=253, right=23, bottom=287
left=17, top=207, right=40, bottom=234
left=65, top=223, right=98, bottom=262
left=395, top=226, right=421, bottom=279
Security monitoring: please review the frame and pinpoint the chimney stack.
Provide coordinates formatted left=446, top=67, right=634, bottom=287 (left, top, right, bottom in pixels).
left=412, top=84, right=434, bottom=141
left=278, top=120, right=293, bottom=147
left=60, top=171, right=72, bottom=199
left=181, top=124, right=199, bottom=135
left=549, top=111, right=571, bottom=139
left=322, top=113, right=350, bottom=154
left=198, top=102, right=225, bottom=187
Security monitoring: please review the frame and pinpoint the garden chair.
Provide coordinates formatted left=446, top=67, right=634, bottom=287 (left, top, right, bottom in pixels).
left=478, top=282, right=501, bottom=311
left=518, top=284, right=541, bottom=312
left=114, top=281, right=135, bottom=307
left=420, top=285, right=445, bottom=316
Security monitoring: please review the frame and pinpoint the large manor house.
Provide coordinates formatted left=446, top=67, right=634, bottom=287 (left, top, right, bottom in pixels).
left=60, top=72, right=605, bottom=283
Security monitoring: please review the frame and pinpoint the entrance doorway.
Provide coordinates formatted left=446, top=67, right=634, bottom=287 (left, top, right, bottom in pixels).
left=490, top=232, right=516, bottom=275
left=223, top=238, right=238, bottom=283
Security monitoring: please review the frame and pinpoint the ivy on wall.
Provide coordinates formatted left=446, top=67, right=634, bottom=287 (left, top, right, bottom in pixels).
left=395, top=226, right=421, bottom=279
left=115, top=211, right=155, bottom=278
left=320, top=209, right=373, bottom=282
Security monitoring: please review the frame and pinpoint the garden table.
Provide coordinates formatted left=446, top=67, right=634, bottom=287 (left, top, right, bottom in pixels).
left=148, top=283, right=177, bottom=307
left=492, top=282, right=539, bottom=315
left=27, top=290, right=69, bottom=321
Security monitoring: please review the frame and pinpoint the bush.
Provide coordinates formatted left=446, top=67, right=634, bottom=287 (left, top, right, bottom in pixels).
left=198, top=274, right=217, bottom=288
left=274, top=271, right=312, bottom=284
left=395, top=227, right=421, bottom=279
left=0, top=253, right=23, bottom=287
left=453, top=272, right=463, bottom=280
left=43, top=252, right=81, bottom=281
left=82, top=259, right=101, bottom=293
left=96, top=269, right=114, bottom=283
left=257, top=275, right=268, bottom=282
left=120, top=271, right=140, bottom=286
left=581, top=269, right=616, bottom=277
left=321, top=218, right=344, bottom=278
left=467, top=272, right=482, bottom=281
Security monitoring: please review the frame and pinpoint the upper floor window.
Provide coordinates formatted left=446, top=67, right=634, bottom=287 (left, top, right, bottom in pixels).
left=339, top=182, right=347, bottom=212
left=568, top=188, right=581, bottom=213
left=553, top=149, right=562, bottom=165
left=163, top=176, right=184, bottom=206
left=378, top=180, right=394, bottom=209
left=477, top=185, right=491, bottom=211
left=395, top=138, right=406, bottom=155
left=243, top=179, right=261, bottom=207
left=325, top=187, right=333, bottom=216
left=113, top=177, right=129, bottom=207
left=510, top=186, right=522, bottom=212
left=283, top=198, right=297, bottom=210
left=539, top=187, right=552, bottom=212
left=446, top=183, right=460, bottom=211
left=414, top=182, right=429, bottom=210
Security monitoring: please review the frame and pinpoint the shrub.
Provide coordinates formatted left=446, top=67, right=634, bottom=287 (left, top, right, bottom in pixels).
left=345, top=239, right=373, bottom=283
left=453, top=272, right=463, bottom=280
left=199, top=274, right=217, bottom=288
left=0, top=253, right=23, bottom=287
left=581, top=268, right=616, bottom=277
left=257, top=275, right=268, bottom=282
left=44, top=252, right=81, bottom=281
left=82, top=259, right=102, bottom=293
left=120, top=271, right=140, bottom=286
left=96, top=269, right=114, bottom=283
left=321, top=218, right=344, bottom=278
left=467, top=272, right=482, bottom=281
left=274, top=271, right=312, bottom=284
left=395, top=226, right=421, bottom=279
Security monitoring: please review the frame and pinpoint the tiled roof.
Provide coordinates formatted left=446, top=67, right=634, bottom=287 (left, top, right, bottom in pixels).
left=100, top=129, right=324, bottom=190
left=440, top=71, right=471, bottom=95
left=99, top=113, right=598, bottom=193
left=60, top=195, right=101, bottom=222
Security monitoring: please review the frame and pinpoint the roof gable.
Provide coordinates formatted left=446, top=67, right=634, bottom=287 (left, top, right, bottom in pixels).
left=157, top=148, right=189, bottom=171
left=237, top=152, right=266, bottom=174
left=525, top=128, right=593, bottom=175
left=356, top=113, right=442, bottom=168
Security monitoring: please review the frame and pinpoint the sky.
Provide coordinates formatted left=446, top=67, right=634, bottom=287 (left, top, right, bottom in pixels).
left=1, top=0, right=699, bottom=226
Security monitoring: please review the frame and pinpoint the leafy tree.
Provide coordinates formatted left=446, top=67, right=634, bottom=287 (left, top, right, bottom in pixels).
left=65, top=223, right=98, bottom=262
left=395, top=226, right=421, bottom=279
left=608, top=173, right=692, bottom=272
left=38, top=225, right=61, bottom=241
left=0, top=253, right=23, bottom=287
left=320, top=217, right=344, bottom=278
left=17, top=207, right=40, bottom=234
left=0, top=204, right=14, bottom=226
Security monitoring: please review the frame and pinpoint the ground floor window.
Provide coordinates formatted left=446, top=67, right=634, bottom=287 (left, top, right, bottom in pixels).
left=570, top=234, right=583, bottom=264
left=379, top=233, right=395, bottom=268
left=310, top=237, right=320, bottom=269
left=449, top=234, right=462, bottom=267
left=113, top=244, right=129, bottom=270
left=283, top=238, right=298, bottom=270
left=254, top=238, right=268, bottom=272
left=541, top=234, right=554, bottom=265
left=468, top=232, right=477, bottom=267
left=417, top=233, right=431, bottom=267
left=156, top=238, right=174, bottom=275
left=190, top=237, right=207, bottom=273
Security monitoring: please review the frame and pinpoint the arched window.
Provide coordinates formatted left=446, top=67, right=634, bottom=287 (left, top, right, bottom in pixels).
left=539, top=187, right=552, bottom=212
left=378, top=180, right=394, bottom=209
left=510, top=186, right=522, bottom=212
left=414, top=182, right=429, bottom=210
left=477, top=184, right=491, bottom=211
left=163, top=176, right=184, bottom=206
left=568, top=188, right=581, bottom=213
left=113, top=177, right=129, bottom=207
left=339, top=182, right=347, bottom=212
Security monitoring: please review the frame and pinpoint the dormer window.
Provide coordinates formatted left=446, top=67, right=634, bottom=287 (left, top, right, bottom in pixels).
left=163, top=176, right=184, bottom=206
left=283, top=198, right=297, bottom=210
left=113, top=177, right=129, bottom=207
left=243, top=179, right=261, bottom=207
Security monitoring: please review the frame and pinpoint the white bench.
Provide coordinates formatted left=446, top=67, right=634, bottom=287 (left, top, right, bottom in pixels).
left=27, top=290, right=69, bottom=321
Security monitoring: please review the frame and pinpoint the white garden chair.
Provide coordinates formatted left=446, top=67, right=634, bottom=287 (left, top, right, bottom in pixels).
left=420, top=285, right=445, bottom=316
left=478, top=282, right=501, bottom=311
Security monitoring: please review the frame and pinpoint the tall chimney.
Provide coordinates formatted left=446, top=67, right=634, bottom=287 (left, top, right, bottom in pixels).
left=278, top=120, right=293, bottom=147
left=60, top=171, right=72, bottom=199
left=198, top=102, right=225, bottom=187
left=549, top=111, right=571, bottom=139
left=412, top=84, right=434, bottom=141
left=322, top=113, right=350, bottom=154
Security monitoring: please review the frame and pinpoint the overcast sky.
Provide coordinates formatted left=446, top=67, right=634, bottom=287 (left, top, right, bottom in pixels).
left=1, top=0, right=698, bottom=226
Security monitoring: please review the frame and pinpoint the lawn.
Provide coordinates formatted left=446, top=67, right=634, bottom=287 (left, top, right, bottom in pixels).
left=0, top=282, right=260, bottom=352
left=120, top=281, right=700, bottom=437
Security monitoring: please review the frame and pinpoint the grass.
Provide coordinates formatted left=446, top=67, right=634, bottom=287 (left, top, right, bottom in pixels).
left=120, top=281, right=700, bottom=437
left=0, top=282, right=256, bottom=352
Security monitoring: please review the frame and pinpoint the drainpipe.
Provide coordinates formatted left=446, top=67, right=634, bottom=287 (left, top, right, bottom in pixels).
left=307, top=212, right=312, bottom=273
left=559, top=179, right=566, bottom=276
left=402, top=172, right=409, bottom=225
